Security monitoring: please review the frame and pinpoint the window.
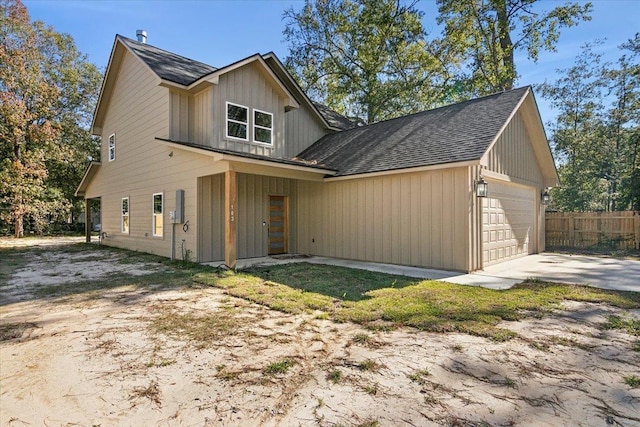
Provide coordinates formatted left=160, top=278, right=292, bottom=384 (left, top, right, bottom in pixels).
left=121, top=197, right=129, bottom=234
left=152, top=193, right=163, bottom=237
left=254, top=109, right=273, bottom=144
left=226, top=102, right=248, bottom=140
left=108, top=133, right=116, bottom=161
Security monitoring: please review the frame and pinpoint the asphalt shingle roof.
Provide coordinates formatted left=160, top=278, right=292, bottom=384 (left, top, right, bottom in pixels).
left=118, top=36, right=361, bottom=130
left=118, top=35, right=217, bottom=86
left=311, top=102, right=361, bottom=130
left=297, top=87, right=530, bottom=176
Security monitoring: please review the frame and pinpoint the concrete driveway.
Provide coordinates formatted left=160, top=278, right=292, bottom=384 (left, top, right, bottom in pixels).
left=442, top=253, right=640, bottom=291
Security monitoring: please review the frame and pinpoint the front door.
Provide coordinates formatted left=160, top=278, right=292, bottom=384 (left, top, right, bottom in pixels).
left=268, top=195, right=288, bottom=255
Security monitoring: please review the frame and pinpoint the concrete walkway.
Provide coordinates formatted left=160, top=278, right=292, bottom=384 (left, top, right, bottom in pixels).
left=233, top=253, right=640, bottom=292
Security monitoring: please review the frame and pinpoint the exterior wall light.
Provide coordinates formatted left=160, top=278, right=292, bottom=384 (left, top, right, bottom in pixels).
left=542, top=189, right=550, bottom=205
left=475, top=177, right=488, bottom=198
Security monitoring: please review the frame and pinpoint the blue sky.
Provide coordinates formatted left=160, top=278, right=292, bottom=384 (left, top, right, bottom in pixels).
left=22, top=0, right=640, bottom=126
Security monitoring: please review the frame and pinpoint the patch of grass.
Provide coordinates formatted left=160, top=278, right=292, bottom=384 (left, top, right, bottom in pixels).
left=503, top=376, right=517, bottom=388
left=194, top=263, right=640, bottom=342
left=149, top=308, right=241, bottom=348
left=363, top=383, right=378, bottom=395
left=352, top=332, right=373, bottom=345
left=242, top=263, right=417, bottom=302
left=450, top=343, right=464, bottom=352
left=624, top=375, right=640, bottom=388
left=357, top=359, right=381, bottom=372
left=356, top=420, right=379, bottom=427
left=633, top=340, right=640, bottom=352
left=263, top=359, right=295, bottom=375
left=327, top=369, right=342, bottom=383
left=408, top=369, right=431, bottom=385
left=602, top=315, right=640, bottom=336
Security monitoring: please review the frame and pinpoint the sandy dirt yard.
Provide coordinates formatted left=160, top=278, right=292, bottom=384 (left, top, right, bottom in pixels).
left=1, top=239, right=639, bottom=427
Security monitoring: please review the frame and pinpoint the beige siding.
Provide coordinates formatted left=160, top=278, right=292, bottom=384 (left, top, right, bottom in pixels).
left=486, top=112, right=544, bottom=187
left=84, top=50, right=230, bottom=261
left=193, top=88, right=213, bottom=145
left=196, top=173, right=298, bottom=262
left=169, top=90, right=192, bottom=141
left=236, top=174, right=297, bottom=258
left=284, top=105, right=329, bottom=157
left=197, top=174, right=225, bottom=262
left=297, top=168, right=471, bottom=271
left=211, top=63, right=286, bottom=157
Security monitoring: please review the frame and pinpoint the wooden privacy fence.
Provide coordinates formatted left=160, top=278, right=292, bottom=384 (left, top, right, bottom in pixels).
left=545, top=211, right=640, bottom=250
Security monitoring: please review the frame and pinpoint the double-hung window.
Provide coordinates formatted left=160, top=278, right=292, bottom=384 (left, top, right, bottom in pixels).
left=254, top=109, right=273, bottom=144
left=152, top=193, right=163, bottom=237
left=121, top=197, right=129, bottom=234
left=108, top=133, right=116, bottom=161
left=226, top=102, right=248, bottom=140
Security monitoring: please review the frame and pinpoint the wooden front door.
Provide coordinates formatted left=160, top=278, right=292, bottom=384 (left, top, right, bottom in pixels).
left=268, top=195, right=288, bottom=255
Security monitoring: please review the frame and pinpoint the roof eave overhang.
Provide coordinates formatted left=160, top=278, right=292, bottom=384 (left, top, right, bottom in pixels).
left=75, top=161, right=101, bottom=197
left=324, top=160, right=480, bottom=182
left=156, top=138, right=336, bottom=177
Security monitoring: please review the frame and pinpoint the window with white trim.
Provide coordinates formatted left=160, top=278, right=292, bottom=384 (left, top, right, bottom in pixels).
left=121, top=197, right=129, bottom=234
left=108, top=133, right=116, bottom=161
left=226, top=102, right=248, bottom=140
left=253, top=109, right=273, bottom=144
left=152, top=193, right=163, bottom=237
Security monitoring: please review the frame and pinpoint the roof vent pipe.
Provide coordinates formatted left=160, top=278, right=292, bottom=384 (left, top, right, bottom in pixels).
left=136, top=30, right=147, bottom=44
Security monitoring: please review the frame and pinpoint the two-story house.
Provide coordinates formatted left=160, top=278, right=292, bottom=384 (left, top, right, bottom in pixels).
left=76, top=34, right=559, bottom=272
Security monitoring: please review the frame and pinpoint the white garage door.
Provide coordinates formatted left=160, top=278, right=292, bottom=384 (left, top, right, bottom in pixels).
left=482, top=181, right=536, bottom=266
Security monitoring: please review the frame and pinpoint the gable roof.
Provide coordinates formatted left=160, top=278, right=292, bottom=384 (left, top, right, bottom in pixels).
left=297, top=87, right=538, bottom=177
left=118, top=35, right=217, bottom=86
left=92, top=36, right=345, bottom=135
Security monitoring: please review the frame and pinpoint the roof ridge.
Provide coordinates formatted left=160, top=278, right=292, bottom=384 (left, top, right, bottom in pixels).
left=335, top=86, right=531, bottom=133
left=116, top=34, right=218, bottom=71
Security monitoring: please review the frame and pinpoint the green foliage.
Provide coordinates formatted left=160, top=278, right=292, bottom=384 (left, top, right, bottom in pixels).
left=437, top=0, right=592, bottom=95
left=0, top=0, right=101, bottom=236
left=540, top=35, right=640, bottom=211
left=283, top=0, right=454, bottom=124
left=263, top=359, right=295, bottom=375
left=624, top=375, right=640, bottom=388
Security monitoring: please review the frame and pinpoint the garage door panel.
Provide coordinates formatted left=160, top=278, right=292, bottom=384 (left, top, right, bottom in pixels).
left=482, top=181, right=536, bottom=266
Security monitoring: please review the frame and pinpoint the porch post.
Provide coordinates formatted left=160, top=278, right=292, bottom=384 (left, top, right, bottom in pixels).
left=85, top=198, right=91, bottom=243
left=225, top=170, right=237, bottom=269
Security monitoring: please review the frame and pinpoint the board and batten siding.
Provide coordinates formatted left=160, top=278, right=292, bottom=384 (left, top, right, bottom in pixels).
left=284, top=105, right=330, bottom=157
left=485, top=112, right=544, bottom=187
left=297, top=168, right=471, bottom=271
left=198, top=173, right=297, bottom=262
left=84, top=49, right=231, bottom=261
left=210, top=63, right=286, bottom=157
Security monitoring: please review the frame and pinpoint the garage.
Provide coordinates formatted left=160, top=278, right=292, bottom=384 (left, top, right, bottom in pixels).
left=482, top=180, right=537, bottom=266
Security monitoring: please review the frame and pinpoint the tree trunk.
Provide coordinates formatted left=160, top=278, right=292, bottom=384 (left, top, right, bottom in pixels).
left=14, top=214, right=24, bottom=238
left=494, top=0, right=514, bottom=90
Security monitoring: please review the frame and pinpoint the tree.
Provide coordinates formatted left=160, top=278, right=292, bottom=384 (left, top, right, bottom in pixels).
left=603, top=34, right=640, bottom=211
left=437, top=0, right=592, bottom=96
left=283, top=0, right=455, bottom=124
left=0, top=0, right=101, bottom=237
left=540, top=37, right=640, bottom=212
